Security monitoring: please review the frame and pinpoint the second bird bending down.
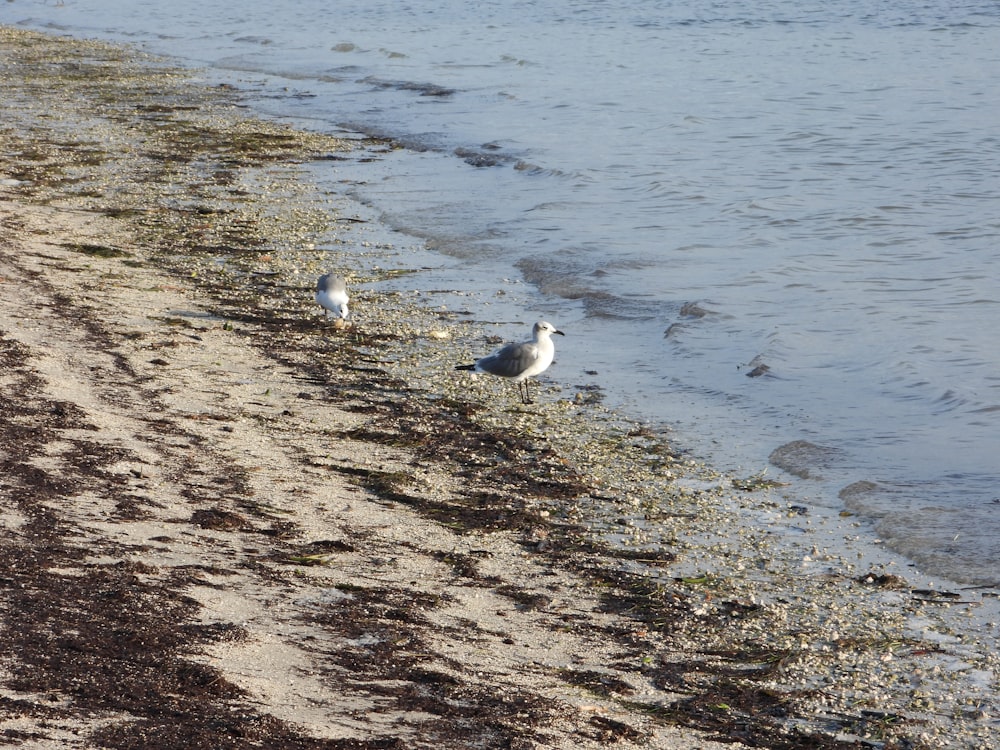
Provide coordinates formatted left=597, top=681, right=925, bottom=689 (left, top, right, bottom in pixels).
left=316, top=274, right=349, bottom=320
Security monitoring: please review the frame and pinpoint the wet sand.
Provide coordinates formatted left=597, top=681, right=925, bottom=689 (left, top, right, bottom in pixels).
left=1, top=26, right=997, bottom=749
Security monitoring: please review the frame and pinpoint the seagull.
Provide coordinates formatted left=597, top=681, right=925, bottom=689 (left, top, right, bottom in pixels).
left=315, top=274, right=349, bottom=319
left=455, top=321, right=565, bottom=404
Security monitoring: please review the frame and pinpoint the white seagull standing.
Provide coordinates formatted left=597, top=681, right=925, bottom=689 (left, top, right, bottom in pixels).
left=315, top=274, right=349, bottom=320
left=456, top=320, right=565, bottom=404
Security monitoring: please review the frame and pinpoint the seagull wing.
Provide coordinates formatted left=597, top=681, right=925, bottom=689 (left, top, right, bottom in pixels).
left=477, top=342, right=539, bottom=378
left=318, top=274, right=347, bottom=294
left=329, top=276, right=347, bottom=296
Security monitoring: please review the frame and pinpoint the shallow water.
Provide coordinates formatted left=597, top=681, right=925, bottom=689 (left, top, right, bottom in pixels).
left=6, top=0, right=999, bottom=583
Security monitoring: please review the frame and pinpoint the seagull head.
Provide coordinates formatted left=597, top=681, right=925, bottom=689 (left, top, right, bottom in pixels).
left=535, top=320, right=565, bottom=338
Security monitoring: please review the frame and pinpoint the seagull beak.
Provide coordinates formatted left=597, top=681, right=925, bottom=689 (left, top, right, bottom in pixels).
left=554, top=329, right=565, bottom=336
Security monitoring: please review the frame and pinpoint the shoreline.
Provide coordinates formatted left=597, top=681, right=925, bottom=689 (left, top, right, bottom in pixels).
left=1, top=25, right=997, bottom=749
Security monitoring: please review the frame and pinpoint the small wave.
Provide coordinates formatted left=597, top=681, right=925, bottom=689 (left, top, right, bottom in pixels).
left=969, top=404, right=1000, bottom=414
left=770, top=440, right=845, bottom=480
left=360, top=76, right=456, bottom=97
left=233, top=35, right=272, bottom=46
left=512, top=162, right=581, bottom=180
left=453, top=147, right=511, bottom=168
left=515, top=256, right=670, bottom=321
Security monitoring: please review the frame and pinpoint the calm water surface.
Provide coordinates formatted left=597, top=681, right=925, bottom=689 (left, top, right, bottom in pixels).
left=5, top=0, right=999, bottom=583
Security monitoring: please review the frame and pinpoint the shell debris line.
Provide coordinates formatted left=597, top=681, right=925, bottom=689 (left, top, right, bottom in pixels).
left=1, top=25, right=998, bottom=750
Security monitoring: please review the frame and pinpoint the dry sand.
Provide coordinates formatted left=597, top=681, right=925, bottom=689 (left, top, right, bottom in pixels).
left=1, top=25, right=997, bottom=749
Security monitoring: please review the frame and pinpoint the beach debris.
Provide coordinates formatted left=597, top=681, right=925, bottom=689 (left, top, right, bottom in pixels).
left=731, top=470, right=787, bottom=491
left=857, top=571, right=908, bottom=589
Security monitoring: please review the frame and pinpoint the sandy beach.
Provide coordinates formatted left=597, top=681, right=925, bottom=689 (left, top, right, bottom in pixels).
left=1, top=26, right=997, bottom=749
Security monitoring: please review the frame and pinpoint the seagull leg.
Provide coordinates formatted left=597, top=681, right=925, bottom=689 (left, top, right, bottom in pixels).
left=520, top=380, right=533, bottom=405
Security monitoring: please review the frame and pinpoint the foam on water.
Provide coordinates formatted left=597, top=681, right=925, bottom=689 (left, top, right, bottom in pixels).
left=5, top=0, right=999, bottom=583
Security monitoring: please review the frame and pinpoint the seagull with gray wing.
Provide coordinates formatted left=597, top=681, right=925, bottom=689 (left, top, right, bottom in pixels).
left=456, top=320, right=565, bottom=404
